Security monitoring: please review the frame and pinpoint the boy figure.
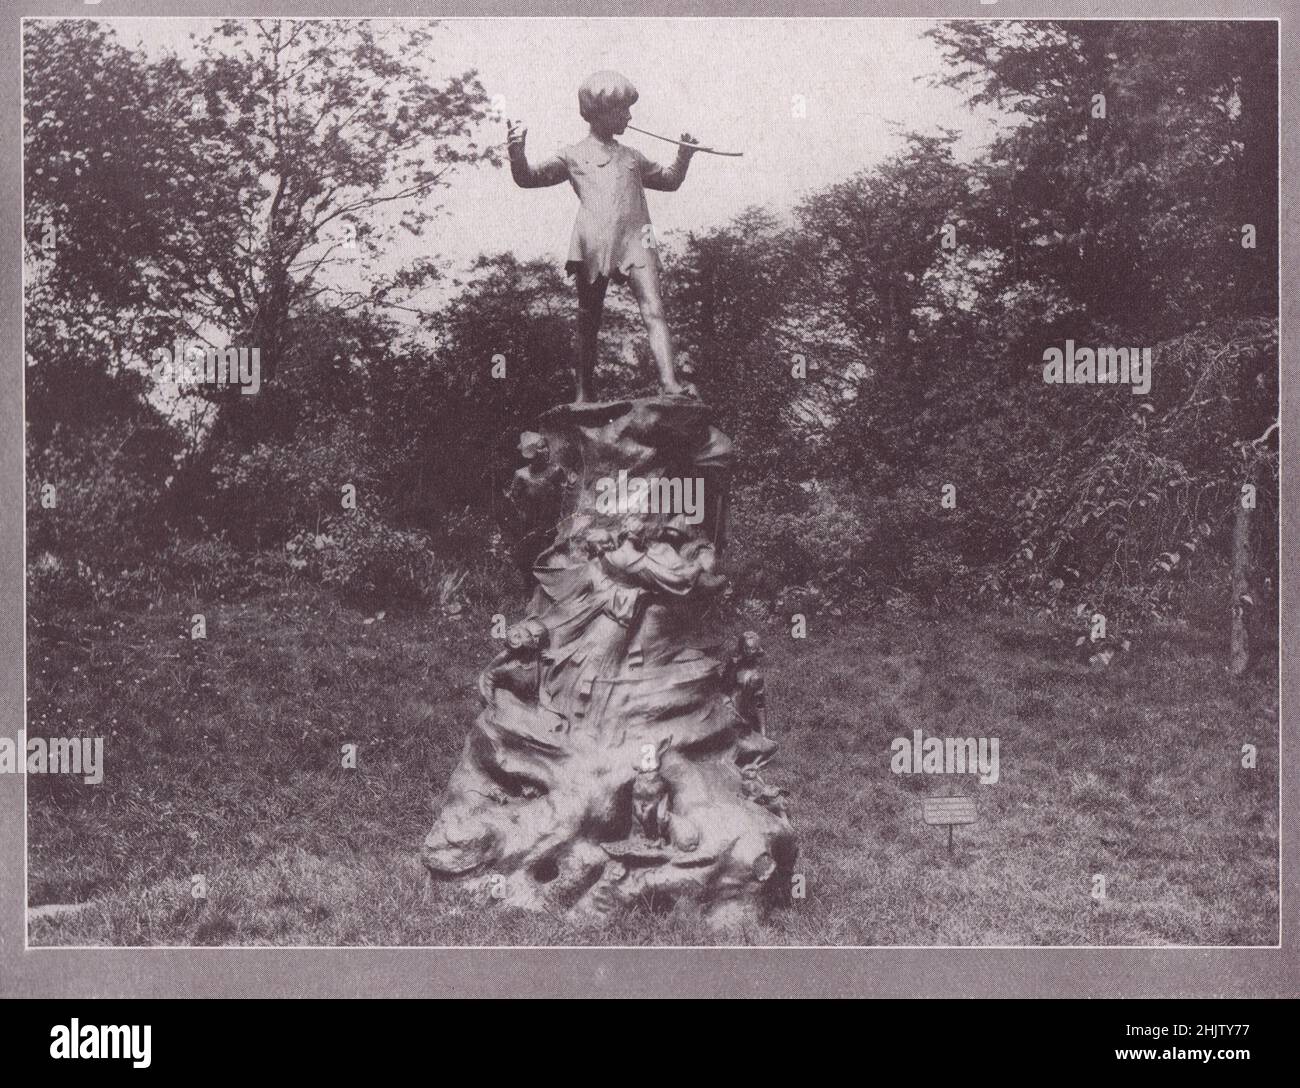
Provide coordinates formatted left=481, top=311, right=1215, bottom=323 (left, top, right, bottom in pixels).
left=725, top=631, right=778, bottom=769
left=508, top=71, right=699, bottom=403
left=505, top=431, right=571, bottom=579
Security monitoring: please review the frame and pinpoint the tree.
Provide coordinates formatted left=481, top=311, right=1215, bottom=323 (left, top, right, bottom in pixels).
left=665, top=209, right=814, bottom=482
left=25, top=18, right=498, bottom=447
left=927, top=19, right=1278, bottom=336
left=416, top=254, right=575, bottom=517
left=926, top=20, right=1278, bottom=633
left=794, top=133, right=979, bottom=488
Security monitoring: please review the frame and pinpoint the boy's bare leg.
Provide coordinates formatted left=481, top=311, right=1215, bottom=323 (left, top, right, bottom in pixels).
left=628, top=262, right=686, bottom=396
left=574, top=274, right=608, bottom=403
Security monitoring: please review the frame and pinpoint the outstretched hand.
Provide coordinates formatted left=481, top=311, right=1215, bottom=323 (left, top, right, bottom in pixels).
left=678, top=132, right=701, bottom=156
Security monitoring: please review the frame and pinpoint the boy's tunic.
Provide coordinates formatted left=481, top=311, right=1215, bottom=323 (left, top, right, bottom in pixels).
left=509, top=134, right=692, bottom=284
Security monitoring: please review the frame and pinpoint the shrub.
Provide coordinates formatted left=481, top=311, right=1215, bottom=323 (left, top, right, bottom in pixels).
left=26, top=423, right=169, bottom=570
left=210, top=421, right=382, bottom=547
left=318, top=512, right=439, bottom=607
left=727, top=480, right=875, bottom=606
left=157, top=536, right=267, bottom=601
left=27, top=551, right=100, bottom=611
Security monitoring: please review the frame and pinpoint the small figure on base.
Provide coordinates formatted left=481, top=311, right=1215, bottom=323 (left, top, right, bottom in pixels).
left=726, top=630, right=779, bottom=769
left=505, top=432, right=571, bottom=580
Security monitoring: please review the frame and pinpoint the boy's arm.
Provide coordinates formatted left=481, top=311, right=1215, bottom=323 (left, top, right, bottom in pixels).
left=507, top=121, right=568, bottom=189
left=638, top=133, right=700, bottom=192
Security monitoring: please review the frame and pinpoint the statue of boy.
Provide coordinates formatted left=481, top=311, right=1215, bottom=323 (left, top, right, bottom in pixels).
left=507, top=71, right=699, bottom=403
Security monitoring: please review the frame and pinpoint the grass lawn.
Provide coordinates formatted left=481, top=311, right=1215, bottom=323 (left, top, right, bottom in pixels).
left=26, top=582, right=1278, bottom=946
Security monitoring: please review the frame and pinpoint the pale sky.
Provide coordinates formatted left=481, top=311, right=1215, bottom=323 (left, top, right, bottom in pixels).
left=111, top=18, right=996, bottom=281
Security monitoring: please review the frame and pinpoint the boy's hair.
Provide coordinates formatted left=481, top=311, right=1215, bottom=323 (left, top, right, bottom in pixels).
left=518, top=431, right=548, bottom=459
left=578, top=70, right=638, bottom=122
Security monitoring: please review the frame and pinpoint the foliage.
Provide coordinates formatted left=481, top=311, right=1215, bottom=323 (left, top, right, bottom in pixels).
left=22, top=19, right=1280, bottom=634
left=26, top=423, right=173, bottom=569
left=209, top=418, right=382, bottom=547
left=24, top=17, right=497, bottom=450
left=318, top=511, right=441, bottom=606
left=996, top=319, right=1278, bottom=622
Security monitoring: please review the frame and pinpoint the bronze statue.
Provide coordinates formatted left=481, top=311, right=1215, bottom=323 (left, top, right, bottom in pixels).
left=507, top=71, right=700, bottom=403
left=726, top=630, right=779, bottom=769
left=505, top=432, right=570, bottom=578
left=740, top=765, right=788, bottom=819
left=423, top=256, right=796, bottom=929
left=631, top=736, right=674, bottom=845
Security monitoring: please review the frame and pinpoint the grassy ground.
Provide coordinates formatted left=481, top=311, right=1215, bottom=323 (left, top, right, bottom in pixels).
left=26, top=582, right=1278, bottom=946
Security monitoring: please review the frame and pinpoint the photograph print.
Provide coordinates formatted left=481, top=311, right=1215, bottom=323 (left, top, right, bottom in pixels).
left=20, top=15, right=1280, bottom=947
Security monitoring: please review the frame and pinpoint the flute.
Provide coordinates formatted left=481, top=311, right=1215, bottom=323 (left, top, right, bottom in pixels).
left=625, top=124, right=744, bottom=157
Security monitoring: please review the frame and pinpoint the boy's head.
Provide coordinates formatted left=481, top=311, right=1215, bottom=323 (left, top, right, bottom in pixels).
left=518, top=431, right=549, bottom=461
left=735, top=630, right=764, bottom=662
left=578, top=70, right=638, bottom=131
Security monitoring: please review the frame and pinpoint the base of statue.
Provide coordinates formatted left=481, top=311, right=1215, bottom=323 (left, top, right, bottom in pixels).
left=421, top=396, right=797, bottom=930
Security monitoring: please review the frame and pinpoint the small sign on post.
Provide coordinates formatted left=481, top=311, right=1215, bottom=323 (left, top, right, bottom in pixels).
left=922, top=795, right=977, bottom=853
